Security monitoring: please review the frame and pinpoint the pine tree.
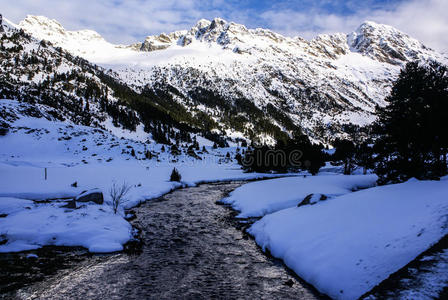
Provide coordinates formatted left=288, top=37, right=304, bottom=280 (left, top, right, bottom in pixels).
left=170, top=168, right=182, bottom=182
left=375, top=61, right=448, bottom=183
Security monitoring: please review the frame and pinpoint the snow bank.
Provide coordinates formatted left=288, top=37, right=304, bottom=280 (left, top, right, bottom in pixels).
left=0, top=197, right=34, bottom=215
left=221, top=174, right=378, bottom=217
left=248, top=178, right=448, bottom=300
left=0, top=158, right=285, bottom=254
left=0, top=202, right=131, bottom=253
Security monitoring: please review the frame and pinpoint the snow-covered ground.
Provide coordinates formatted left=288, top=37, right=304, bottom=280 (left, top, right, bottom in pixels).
left=221, top=174, right=377, bottom=218
left=247, top=177, right=448, bottom=300
left=363, top=235, right=448, bottom=300
left=1, top=97, right=446, bottom=299
left=0, top=198, right=131, bottom=253
left=0, top=99, right=282, bottom=253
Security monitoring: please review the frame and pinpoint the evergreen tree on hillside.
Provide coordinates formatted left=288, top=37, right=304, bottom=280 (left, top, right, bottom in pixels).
left=374, top=61, right=448, bottom=183
left=240, top=134, right=325, bottom=174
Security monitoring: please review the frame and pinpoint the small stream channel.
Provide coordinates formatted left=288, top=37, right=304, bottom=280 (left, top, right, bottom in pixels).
left=2, top=181, right=326, bottom=299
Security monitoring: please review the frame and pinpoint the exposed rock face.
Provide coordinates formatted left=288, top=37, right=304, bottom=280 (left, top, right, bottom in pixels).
left=347, top=21, right=427, bottom=65
left=119, top=18, right=445, bottom=142
left=62, top=199, right=77, bottom=209
left=14, top=15, right=448, bottom=143
left=140, top=31, right=187, bottom=51
left=134, top=18, right=437, bottom=64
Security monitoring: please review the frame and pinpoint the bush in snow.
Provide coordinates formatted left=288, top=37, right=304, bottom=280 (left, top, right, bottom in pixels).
left=109, top=182, right=132, bottom=214
left=235, top=153, right=243, bottom=165
left=170, top=144, right=181, bottom=156
left=170, top=168, right=182, bottom=182
left=0, top=127, right=9, bottom=136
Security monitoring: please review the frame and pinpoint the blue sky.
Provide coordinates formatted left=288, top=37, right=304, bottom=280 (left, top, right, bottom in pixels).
left=232, top=0, right=400, bottom=16
left=200, top=0, right=405, bottom=29
left=3, top=0, right=448, bottom=51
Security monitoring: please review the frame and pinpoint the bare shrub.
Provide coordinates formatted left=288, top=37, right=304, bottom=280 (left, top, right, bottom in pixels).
left=110, top=182, right=132, bottom=214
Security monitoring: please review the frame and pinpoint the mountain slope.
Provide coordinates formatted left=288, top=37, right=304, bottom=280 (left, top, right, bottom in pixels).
left=11, top=15, right=448, bottom=143
left=0, top=18, right=240, bottom=146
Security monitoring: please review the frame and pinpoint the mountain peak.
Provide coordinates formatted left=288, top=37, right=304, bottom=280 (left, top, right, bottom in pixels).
left=348, top=20, right=433, bottom=64
left=19, top=14, right=105, bottom=45
left=135, top=17, right=438, bottom=65
left=20, top=15, right=65, bottom=35
left=0, top=14, right=17, bottom=31
left=357, top=20, right=383, bottom=29
left=354, top=20, right=408, bottom=39
left=15, top=14, right=444, bottom=67
left=209, top=17, right=227, bottom=27
left=194, top=19, right=212, bottom=29
left=2, top=13, right=447, bottom=144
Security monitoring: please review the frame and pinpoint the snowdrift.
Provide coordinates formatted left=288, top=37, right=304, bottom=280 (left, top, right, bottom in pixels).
left=248, top=178, right=448, bottom=299
left=221, top=174, right=378, bottom=217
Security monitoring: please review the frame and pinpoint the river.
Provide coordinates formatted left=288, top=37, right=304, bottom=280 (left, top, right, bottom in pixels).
left=9, top=182, right=326, bottom=299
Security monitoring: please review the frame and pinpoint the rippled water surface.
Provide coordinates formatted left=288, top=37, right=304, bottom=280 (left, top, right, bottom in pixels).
left=12, top=182, right=325, bottom=299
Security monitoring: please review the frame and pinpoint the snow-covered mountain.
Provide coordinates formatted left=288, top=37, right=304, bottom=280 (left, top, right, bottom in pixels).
left=9, top=15, right=448, bottom=143
left=0, top=17, right=233, bottom=149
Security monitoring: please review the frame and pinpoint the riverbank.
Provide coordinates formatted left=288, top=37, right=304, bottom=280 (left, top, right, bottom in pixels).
left=6, top=182, right=326, bottom=299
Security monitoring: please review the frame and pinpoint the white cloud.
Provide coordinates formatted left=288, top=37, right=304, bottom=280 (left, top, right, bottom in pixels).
left=2, top=0, right=447, bottom=52
left=261, top=0, right=448, bottom=52
left=1, top=0, right=233, bottom=44
left=372, top=0, right=448, bottom=52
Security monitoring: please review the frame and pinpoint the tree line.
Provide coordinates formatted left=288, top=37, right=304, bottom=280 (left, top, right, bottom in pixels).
left=239, top=60, right=448, bottom=183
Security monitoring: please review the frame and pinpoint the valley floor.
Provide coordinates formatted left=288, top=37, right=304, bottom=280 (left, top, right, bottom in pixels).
left=1, top=99, right=447, bottom=299
left=0, top=99, right=288, bottom=253
left=9, top=183, right=324, bottom=299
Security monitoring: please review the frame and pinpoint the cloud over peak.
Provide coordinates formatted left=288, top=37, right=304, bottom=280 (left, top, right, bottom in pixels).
left=2, top=0, right=447, bottom=52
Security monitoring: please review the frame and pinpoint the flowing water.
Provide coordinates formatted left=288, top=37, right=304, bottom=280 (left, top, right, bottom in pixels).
left=9, top=182, right=325, bottom=299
